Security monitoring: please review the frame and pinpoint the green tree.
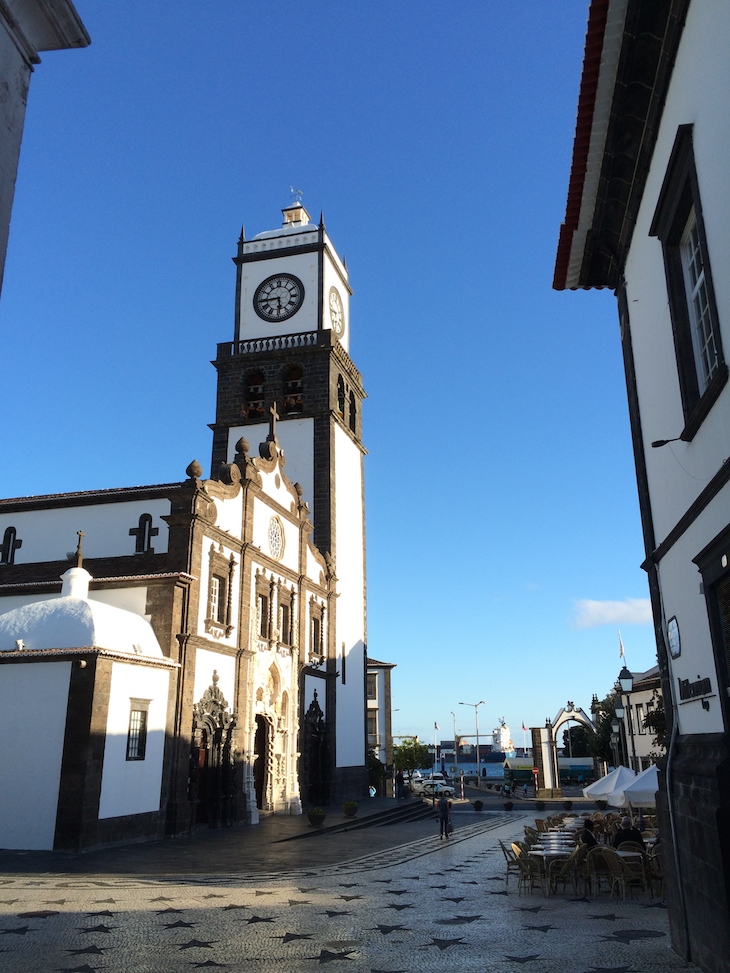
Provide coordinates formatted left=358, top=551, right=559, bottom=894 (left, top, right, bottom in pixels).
left=587, top=695, right=616, bottom=764
left=643, top=690, right=667, bottom=758
left=562, top=724, right=590, bottom=757
left=393, top=738, right=431, bottom=777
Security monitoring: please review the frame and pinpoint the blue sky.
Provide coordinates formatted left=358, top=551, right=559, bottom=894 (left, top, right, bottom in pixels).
left=0, top=2, right=658, bottom=747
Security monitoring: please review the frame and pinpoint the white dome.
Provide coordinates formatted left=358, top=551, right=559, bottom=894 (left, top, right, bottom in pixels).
left=0, top=567, right=163, bottom=658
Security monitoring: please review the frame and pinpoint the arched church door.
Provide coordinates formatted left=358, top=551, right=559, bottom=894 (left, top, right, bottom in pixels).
left=254, top=714, right=268, bottom=810
left=190, top=671, right=236, bottom=828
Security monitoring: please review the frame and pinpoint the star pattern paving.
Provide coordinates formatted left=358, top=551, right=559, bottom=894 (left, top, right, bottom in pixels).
left=0, top=817, right=685, bottom=973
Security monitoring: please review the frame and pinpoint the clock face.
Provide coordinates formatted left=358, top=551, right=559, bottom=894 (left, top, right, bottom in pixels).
left=329, top=286, right=345, bottom=336
left=254, top=274, right=305, bottom=322
left=268, top=516, right=284, bottom=560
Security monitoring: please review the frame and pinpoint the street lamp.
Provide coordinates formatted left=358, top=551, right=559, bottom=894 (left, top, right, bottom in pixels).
left=459, top=700, right=485, bottom=789
left=617, top=666, right=638, bottom=771
left=450, top=711, right=459, bottom=778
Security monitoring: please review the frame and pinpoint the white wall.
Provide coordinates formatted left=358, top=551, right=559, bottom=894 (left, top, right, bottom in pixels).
left=333, top=424, right=366, bottom=767
left=98, top=663, right=169, bottom=819
left=623, top=4, right=730, bottom=738
left=0, top=499, right=170, bottom=563
left=239, top=246, right=320, bottom=340
left=194, top=647, right=236, bottom=708
left=226, top=418, right=315, bottom=517
left=0, top=662, right=71, bottom=849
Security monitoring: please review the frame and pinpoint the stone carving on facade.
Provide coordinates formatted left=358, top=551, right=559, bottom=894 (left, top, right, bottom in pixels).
left=190, top=671, right=237, bottom=828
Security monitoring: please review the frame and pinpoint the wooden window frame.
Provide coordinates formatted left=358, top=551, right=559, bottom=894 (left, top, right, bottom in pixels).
left=650, top=125, right=727, bottom=440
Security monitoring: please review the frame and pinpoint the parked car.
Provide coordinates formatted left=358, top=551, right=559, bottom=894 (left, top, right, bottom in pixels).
left=409, top=778, right=455, bottom=798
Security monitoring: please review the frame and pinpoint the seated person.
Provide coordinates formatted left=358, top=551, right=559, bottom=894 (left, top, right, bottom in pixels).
left=612, top=816, right=645, bottom=849
left=580, top=818, right=598, bottom=848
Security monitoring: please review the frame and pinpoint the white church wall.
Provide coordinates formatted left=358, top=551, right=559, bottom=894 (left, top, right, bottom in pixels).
left=322, top=253, right=350, bottom=356
left=194, top=648, right=236, bottom=709
left=333, top=424, right=366, bottom=767
left=0, top=661, right=71, bottom=849
left=225, top=418, right=315, bottom=517
left=0, top=499, right=170, bottom=563
left=211, top=491, right=243, bottom=540
left=239, top=249, right=320, bottom=339
left=251, top=503, right=299, bottom=575
left=97, top=663, right=169, bottom=819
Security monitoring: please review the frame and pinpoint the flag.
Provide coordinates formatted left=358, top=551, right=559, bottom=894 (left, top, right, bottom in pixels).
left=434, top=722, right=439, bottom=730
left=522, top=722, right=527, bottom=732
left=619, top=630, right=626, bottom=660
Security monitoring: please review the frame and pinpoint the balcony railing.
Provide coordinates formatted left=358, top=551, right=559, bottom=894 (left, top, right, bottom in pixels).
left=218, top=331, right=320, bottom=358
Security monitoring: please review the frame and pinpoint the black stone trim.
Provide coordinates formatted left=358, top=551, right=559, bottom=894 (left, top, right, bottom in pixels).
left=54, top=655, right=106, bottom=851
left=644, top=459, right=730, bottom=568
left=236, top=240, right=324, bottom=264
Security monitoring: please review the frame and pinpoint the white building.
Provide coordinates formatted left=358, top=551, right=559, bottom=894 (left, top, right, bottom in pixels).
left=555, top=3, right=730, bottom=970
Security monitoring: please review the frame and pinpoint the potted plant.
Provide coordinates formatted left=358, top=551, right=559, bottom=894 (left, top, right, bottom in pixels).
left=342, top=801, right=358, bottom=818
left=595, top=799, right=607, bottom=810
left=307, top=807, right=326, bottom=826
left=535, top=800, right=546, bottom=811
left=473, top=800, right=483, bottom=812
left=504, top=800, right=514, bottom=811
left=563, top=799, right=573, bottom=810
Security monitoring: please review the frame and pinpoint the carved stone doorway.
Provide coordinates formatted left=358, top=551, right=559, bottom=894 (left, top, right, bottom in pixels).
left=254, top=714, right=269, bottom=810
left=191, top=671, right=236, bottom=828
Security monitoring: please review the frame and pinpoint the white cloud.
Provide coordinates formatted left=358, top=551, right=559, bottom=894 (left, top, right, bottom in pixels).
left=572, top=598, right=652, bottom=629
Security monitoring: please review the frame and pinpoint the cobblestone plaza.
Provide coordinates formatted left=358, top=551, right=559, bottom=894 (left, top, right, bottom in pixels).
left=0, top=803, right=696, bottom=973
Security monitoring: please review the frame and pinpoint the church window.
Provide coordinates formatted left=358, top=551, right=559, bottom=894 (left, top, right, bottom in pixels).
left=205, top=545, right=236, bottom=637
left=129, top=513, right=158, bottom=554
left=0, top=526, right=22, bottom=565
left=258, top=593, right=270, bottom=638
left=337, top=375, right=346, bottom=417
left=348, top=390, right=356, bottom=433
left=280, top=601, right=291, bottom=645
left=367, top=714, right=377, bottom=747
left=210, top=575, right=226, bottom=624
left=126, top=699, right=150, bottom=760
left=283, top=364, right=304, bottom=415
left=243, top=370, right=266, bottom=419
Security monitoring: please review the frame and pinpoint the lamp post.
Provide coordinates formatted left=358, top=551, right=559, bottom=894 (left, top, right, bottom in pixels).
left=459, top=700, right=485, bottom=789
left=450, top=711, right=458, bottom=778
left=618, top=666, right=638, bottom=771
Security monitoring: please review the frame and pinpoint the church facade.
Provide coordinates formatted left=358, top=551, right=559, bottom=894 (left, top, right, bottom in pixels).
left=0, top=205, right=368, bottom=850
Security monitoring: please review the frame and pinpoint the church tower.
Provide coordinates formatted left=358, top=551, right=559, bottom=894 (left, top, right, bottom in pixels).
left=210, top=203, right=367, bottom=797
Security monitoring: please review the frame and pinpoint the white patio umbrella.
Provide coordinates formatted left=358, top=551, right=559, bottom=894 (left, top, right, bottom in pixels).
left=582, top=765, right=636, bottom=801
left=613, top=764, right=659, bottom=808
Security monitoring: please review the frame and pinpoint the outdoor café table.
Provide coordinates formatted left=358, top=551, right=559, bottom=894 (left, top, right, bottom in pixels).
left=528, top=848, right=572, bottom=896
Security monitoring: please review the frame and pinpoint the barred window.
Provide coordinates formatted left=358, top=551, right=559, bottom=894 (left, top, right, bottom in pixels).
left=126, top=700, right=150, bottom=760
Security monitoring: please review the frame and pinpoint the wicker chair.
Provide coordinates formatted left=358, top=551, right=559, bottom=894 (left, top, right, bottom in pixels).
left=604, top=846, right=649, bottom=899
left=535, top=818, right=548, bottom=833
left=648, top=848, right=664, bottom=899
left=513, top=851, right=543, bottom=895
left=584, top=847, right=612, bottom=896
left=498, top=839, right=521, bottom=889
left=547, top=844, right=585, bottom=897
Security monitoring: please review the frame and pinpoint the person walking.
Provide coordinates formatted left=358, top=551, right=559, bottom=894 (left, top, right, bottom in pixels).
left=437, top=794, right=451, bottom=839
